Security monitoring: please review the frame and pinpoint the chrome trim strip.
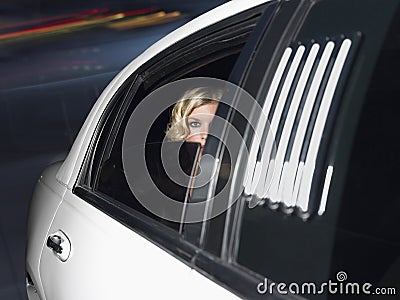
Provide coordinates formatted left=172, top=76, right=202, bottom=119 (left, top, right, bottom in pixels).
left=282, top=41, right=335, bottom=207
left=264, top=45, right=305, bottom=202
left=266, top=44, right=320, bottom=203
left=297, top=39, right=352, bottom=212
left=318, top=165, right=333, bottom=216
left=243, top=48, right=292, bottom=195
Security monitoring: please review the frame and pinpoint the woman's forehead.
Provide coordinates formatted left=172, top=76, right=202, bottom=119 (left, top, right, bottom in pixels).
left=189, top=103, right=218, bottom=116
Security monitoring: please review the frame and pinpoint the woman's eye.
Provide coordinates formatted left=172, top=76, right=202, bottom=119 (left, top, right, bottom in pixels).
left=189, top=121, right=201, bottom=128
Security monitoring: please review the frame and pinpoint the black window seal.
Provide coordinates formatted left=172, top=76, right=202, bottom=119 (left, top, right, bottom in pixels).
left=194, top=250, right=303, bottom=300
left=90, top=76, right=142, bottom=189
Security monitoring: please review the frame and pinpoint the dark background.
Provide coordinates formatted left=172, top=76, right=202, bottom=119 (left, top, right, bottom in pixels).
left=0, top=1, right=226, bottom=298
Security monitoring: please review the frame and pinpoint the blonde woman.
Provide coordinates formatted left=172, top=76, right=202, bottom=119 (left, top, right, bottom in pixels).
left=165, top=88, right=222, bottom=196
left=165, top=87, right=222, bottom=153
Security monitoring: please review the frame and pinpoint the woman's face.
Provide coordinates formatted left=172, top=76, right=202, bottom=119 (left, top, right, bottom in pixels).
left=185, top=102, right=218, bottom=149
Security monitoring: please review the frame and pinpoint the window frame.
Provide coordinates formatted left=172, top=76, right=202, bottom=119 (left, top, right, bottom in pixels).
left=72, top=5, right=271, bottom=298
left=77, top=4, right=268, bottom=191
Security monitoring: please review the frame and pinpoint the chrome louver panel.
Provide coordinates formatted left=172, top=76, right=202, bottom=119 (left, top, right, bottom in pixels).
left=244, top=33, right=360, bottom=219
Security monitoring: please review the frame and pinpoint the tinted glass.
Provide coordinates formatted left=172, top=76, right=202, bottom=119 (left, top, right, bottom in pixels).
left=236, top=1, right=400, bottom=299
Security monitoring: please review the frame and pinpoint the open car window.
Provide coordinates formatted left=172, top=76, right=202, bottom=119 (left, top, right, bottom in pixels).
left=75, top=3, right=269, bottom=238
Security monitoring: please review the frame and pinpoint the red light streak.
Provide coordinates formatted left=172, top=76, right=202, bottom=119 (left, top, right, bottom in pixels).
left=0, top=7, right=161, bottom=41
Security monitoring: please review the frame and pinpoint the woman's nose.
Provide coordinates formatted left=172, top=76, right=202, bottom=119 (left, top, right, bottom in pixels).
left=200, top=128, right=208, bottom=139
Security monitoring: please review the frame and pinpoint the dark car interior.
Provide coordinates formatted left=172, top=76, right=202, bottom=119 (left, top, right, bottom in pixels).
left=95, top=51, right=241, bottom=230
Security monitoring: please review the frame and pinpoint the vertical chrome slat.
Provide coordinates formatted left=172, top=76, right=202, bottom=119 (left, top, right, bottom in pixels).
left=243, top=48, right=292, bottom=195
left=265, top=44, right=320, bottom=203
left=259, top=45, right=305, bottom=203
left=281, top=41, right=336, bottom=207
left=291, top=161, right=304, bottom=205
left=269, top=46, right=306, bottom=144
left=255, top=124, right=276, bottom=199
left=277, top=44, right=320, bottom=207
left=318, top=165, right=333, bottom=216
left=297, top=39, right=352, bottom=212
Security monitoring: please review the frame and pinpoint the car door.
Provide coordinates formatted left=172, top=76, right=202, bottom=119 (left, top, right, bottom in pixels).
left=36, top=3, right=275, bottom=299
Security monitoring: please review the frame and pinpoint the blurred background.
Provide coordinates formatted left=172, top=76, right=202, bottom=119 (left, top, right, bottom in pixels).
left=0, top=0, right=226, bottom=298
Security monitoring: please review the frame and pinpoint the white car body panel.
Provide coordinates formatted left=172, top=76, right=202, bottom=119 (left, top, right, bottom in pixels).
left=26, top=162, right=66, bottom=298
left=56, top=0, right=270, bottom=190
left=39, top=190, right=240, bottom=300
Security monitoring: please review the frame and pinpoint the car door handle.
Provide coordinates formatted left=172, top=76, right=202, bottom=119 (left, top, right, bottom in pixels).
left=46, top=235, right=63, bottom=254
left=46, top=230, right=71, bottom=262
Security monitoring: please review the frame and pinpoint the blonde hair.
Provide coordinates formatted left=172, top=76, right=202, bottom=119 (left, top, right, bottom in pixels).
left=165, top=87, right=222, bottom=141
